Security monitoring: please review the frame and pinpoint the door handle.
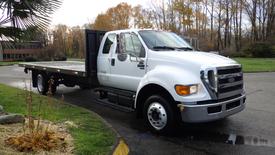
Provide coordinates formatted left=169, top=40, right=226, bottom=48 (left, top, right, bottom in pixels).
left=137, top=61, right=145, bottom=70
left=111, top=58, right=115, bottom=66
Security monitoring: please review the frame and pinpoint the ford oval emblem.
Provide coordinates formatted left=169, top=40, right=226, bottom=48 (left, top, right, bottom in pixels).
left=228, top=77, right=235, bottom=83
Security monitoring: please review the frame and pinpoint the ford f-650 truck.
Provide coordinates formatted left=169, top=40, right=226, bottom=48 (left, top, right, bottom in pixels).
left=20, top=29, right=246, bottom=133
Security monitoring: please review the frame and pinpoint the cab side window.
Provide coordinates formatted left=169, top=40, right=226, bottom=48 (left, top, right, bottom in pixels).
left=103, top=34, right=116, bottom=54
left=120, top=33, right=145, bottom=58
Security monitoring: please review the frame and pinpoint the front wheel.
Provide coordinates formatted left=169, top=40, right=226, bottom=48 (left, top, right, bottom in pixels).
left=143, top=95, right=180, bottom=134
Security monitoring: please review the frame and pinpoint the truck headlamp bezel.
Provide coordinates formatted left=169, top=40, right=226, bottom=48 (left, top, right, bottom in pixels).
left=201, top=69, right=218, bottom=92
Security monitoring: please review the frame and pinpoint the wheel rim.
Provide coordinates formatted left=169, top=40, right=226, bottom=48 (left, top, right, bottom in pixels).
left=37, top=74, right=44, bottom=93
left=147, top=102, right=167, bottom=130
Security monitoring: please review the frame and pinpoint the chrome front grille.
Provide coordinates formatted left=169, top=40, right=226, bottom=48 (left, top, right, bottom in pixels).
left=217, top=66, right=244, bottom=99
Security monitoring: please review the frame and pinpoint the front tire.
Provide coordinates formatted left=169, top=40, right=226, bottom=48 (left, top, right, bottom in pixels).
left=143, top=95, right=180, bottom=134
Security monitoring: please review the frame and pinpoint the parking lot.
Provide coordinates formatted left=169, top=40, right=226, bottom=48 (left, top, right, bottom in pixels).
left=0, top=65, right=275, bottom=155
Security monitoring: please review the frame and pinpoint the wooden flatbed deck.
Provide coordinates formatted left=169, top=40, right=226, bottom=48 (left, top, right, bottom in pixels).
left=19, top=61, right=86, bottom=77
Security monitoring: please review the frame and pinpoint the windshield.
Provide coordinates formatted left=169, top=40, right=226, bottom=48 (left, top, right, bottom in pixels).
left=138, top=30, right=193, bottom=51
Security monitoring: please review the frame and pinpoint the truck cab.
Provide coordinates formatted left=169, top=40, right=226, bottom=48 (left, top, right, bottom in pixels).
left=20, top=29, right=246, bottom=134
left=97, top=29, right=246, bottom=133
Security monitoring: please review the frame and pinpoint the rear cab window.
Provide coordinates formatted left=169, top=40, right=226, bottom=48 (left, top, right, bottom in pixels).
left=102, top=34, right=116, bottom=54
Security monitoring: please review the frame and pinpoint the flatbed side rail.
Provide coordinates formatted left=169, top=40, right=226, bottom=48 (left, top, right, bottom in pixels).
left=19, top=62, right=86, bottom=77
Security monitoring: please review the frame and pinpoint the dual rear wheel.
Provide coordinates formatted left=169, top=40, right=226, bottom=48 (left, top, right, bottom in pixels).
left=36, top=74, right=56, bottom=95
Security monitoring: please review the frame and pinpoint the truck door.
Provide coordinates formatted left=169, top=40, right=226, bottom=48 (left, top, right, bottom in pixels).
left=97, top=33, right=117, bottom=87
left=109, top=32, right=146, bottom=91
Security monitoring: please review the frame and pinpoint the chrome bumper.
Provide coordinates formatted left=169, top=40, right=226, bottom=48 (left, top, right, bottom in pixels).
left=180, top=95, right=246, bottom=123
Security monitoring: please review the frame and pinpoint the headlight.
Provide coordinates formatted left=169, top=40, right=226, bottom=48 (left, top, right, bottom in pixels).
left=175, top=84, right=198, bottom=96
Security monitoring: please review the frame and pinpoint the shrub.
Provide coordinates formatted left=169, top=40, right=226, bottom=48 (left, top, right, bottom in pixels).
left=220, top=47, right=247, bottom=58
left=242, top=42, right=275, bottom=58
left=24, top=56, right=37, bottom=62
left=223, top=52, right=247, bottom=58
left=36, top=45, right=68, bottom=61
left=53, top=56, right=67, bottom=61
left=36, top=45, right=56, bottom=61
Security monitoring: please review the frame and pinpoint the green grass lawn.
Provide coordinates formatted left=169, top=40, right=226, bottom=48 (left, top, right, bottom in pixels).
left=0, top=61, right=19, bottom=66
left=0, top=84, right=115, bottom=154
left=234, top=58, right=275, bottom=73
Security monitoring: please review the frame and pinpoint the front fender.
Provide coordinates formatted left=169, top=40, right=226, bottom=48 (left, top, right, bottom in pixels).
left=135, top=65, right=210, bottom=108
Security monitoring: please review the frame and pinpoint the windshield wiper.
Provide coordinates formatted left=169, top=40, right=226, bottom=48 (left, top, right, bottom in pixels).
left=153, top=46, right=175, bottom=50
left=176, top=47, right=193, bottom=51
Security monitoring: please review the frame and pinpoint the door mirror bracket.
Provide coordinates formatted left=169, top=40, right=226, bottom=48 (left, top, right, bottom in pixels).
left=129, top=53, right=142, bottom=62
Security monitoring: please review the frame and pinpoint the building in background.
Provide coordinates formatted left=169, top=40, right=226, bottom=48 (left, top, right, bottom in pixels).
left=0, top=41, right=42, bottom=62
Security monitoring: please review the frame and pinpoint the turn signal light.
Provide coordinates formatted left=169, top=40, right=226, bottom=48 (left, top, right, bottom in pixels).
left=175, top=85, right=198, bottom=96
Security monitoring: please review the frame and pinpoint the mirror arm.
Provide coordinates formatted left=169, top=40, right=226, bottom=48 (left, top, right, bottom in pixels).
left=129, top=53, right=141, bottom=62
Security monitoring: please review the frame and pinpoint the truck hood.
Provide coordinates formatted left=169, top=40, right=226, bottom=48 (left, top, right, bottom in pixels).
left=155, top=51, right=238, bottom=68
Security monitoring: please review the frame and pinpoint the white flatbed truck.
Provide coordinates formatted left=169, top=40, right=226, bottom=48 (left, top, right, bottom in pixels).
left=19, top=29, right=246, bottom=133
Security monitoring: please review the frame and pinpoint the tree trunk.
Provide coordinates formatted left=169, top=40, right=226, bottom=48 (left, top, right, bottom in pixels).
left=217, top=0, right=223, bottom=50
left=252, top=0, right=258, bottom=41
left=210, top=0, right=214, bottom=41
left=239, top=0, right=243, bottom=50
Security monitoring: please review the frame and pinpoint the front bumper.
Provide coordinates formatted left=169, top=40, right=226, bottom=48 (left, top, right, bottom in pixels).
left=180, top=95, right=246, bottom=123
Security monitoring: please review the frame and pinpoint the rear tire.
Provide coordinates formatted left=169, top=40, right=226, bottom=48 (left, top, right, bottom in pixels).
left=143, top=95, right=180, bottom=134
left=37, top=74, right=56, bottom=95
left=37, top=74, right=48, bottom=95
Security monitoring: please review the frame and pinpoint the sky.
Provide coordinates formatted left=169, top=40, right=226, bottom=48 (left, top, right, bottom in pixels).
left=51, top=0, right=149, bottom=27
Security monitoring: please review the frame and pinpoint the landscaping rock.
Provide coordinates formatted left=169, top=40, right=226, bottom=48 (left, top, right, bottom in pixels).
left=0, top=114, right=24, bottom=124
left=64, top=121, right=78, bottom=128
left=0, top=105, right=5, bottom=116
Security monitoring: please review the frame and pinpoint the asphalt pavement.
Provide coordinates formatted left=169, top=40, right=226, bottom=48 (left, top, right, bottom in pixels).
left=0, top=65, right=275, bottom=155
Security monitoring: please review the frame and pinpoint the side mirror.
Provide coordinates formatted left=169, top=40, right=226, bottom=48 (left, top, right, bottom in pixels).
left=117, top=53, right=128, bottom=62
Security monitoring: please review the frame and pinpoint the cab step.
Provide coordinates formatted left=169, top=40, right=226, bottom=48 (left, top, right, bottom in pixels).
left=95, top=98, right=135, bottom=113
left=94, top=87, right=136, bottom=110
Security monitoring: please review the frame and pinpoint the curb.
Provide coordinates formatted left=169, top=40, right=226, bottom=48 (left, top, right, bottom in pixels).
left=112, top=138, right=129, bottom=155
left=64, top=103, right=130, bottom=155
left=0, top=64, right=18, bottom=67
left=92, top=112, right=129, bottom=155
